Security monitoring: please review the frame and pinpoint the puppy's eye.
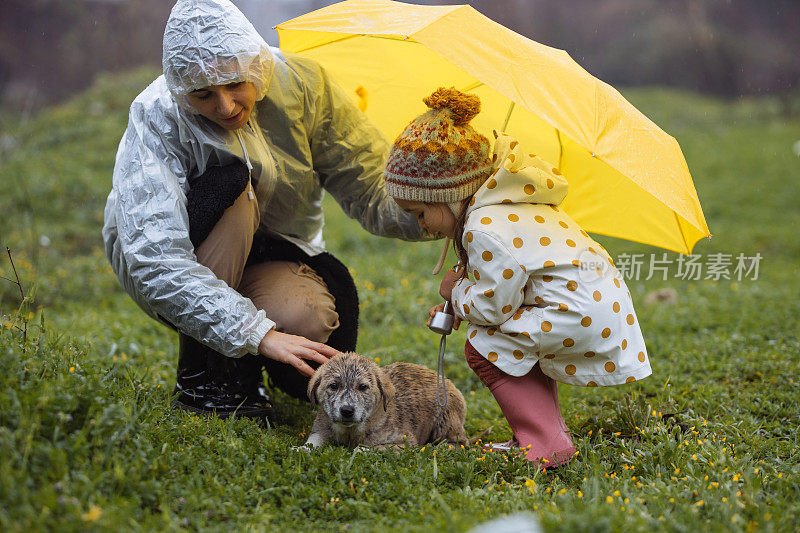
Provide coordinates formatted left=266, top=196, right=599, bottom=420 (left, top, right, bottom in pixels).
left=358, top=384, right=369, bottom=391
left=328, top=383, right=339, bottom=391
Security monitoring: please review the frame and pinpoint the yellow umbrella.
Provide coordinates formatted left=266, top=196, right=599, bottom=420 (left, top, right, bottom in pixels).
left=277, top=0, right=710, bottom=254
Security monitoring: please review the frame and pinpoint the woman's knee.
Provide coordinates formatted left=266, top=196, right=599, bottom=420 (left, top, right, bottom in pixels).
left=239, top=261, right=339, bottom=343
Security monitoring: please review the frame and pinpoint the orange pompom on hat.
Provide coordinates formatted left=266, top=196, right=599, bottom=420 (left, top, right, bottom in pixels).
left=384, top=87, right=493, bottom=203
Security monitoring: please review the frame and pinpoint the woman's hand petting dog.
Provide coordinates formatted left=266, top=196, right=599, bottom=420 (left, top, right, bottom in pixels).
left=258, top=330, right=340, bottom=377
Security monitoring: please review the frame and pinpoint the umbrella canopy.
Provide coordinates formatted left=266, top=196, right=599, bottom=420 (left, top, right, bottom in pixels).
left=277, top=0, right=710, bottom=254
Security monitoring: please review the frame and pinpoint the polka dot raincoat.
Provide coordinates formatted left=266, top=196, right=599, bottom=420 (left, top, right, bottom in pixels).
left=451, top=134, right=652, bottom=387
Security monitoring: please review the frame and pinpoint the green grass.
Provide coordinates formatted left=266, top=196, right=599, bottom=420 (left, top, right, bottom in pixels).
left=1, top=68, right=799, bottom=531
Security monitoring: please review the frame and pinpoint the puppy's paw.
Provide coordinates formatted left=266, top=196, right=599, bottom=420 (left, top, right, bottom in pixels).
left=299, top=433, right=327, bottom=450
left=291, top=444, right=314, bottom=452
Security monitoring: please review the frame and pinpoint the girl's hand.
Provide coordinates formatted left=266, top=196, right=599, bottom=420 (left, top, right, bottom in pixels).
left=427, top=303, right=461, bottom=330
left=258, top=329, right=341, bottom=377
left=439, top=267, right=461, bottom=301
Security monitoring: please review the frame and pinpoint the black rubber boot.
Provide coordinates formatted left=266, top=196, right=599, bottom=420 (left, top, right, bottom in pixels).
left=172, top=333, right=276, bottom=426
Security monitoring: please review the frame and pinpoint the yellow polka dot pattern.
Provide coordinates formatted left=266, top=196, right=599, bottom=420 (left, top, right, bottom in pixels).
left=450, top=159, right=650, bottom=388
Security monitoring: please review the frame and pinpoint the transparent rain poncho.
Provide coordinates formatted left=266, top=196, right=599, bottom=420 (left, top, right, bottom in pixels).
left=102, top=0, right=424, bottom=357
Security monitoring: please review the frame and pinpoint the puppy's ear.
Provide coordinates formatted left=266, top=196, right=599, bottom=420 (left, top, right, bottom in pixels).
left=375, top=368, right=396, bottom=412
left=308, top=369, right=322, bottom=407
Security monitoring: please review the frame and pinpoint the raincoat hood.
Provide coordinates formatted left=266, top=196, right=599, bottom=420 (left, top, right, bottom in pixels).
left=163, top=0, right=275, bottom=110
left=468, top=133, right=568, bottom=215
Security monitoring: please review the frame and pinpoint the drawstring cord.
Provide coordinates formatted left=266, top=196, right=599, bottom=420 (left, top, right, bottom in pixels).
left=235, top=128, right=255, bottom=200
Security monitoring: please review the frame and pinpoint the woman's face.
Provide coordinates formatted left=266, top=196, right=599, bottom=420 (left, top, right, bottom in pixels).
left=394, top=199, right=457, bottom=239
left=186, top=81, right=257, bottom=130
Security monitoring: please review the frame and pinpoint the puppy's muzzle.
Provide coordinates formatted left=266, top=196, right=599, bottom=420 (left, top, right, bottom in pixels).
left=339, top=404, right=356, bottom=421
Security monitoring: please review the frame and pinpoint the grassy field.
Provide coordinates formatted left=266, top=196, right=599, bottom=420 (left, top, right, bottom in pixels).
left=1, top=68, right=798, bottom=531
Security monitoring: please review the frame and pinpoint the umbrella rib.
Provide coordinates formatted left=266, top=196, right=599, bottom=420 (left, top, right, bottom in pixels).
left=673, top=211, right=691, bottom=255
left=555, top=128, right=564, bottom=171
left=501, top=101, right=515, bottom=132
left=460, top=81, right=485, bottom=92
left=287, top=33, right=410, bottom=54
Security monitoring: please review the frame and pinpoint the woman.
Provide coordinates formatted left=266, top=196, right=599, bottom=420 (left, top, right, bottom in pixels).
left=102, top=0, right=425, bottom=424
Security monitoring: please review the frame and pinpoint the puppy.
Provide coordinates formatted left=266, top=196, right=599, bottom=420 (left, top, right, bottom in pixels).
left=304, top=352, right=467, bottom=449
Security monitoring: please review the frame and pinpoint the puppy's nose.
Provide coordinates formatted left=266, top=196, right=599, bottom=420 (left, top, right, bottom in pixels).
left=340, top=405, right=355, bottom=419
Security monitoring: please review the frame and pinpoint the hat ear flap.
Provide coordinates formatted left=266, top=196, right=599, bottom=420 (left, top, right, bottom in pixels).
left=375, top=368, right=396, bottom=412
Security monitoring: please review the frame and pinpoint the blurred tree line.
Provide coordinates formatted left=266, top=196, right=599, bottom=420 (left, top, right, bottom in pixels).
left=0, top=0, right=172, bottom=111
left=1, top=0, right=798, bottom=113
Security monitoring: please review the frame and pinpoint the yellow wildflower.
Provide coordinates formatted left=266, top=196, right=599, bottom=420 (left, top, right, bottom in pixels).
left=82, top=506, right=102, bottom=522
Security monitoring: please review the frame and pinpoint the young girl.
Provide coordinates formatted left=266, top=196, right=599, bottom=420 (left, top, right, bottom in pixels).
left=384, top=88, right=652, bottom=467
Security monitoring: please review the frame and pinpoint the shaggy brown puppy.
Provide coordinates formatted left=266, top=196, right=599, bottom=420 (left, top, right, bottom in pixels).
left=304, top=352, right=467, bottom=449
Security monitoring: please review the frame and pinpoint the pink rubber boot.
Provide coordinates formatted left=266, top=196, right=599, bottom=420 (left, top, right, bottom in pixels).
left=466, top=342, right=575, bottom=467
left=487, top=365, right=576, bottom=467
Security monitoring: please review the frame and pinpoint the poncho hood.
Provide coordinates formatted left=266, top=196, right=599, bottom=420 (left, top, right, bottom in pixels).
left=467, top=133, right=569, bottom=214
left=162, top=0, right=275, bottom=110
